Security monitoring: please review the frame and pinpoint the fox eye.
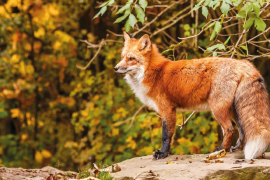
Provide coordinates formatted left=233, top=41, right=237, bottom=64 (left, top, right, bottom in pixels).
left=129, top=57, right=135, bottom=61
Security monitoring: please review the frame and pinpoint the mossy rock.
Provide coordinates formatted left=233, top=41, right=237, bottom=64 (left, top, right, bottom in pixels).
left=204, top=167, right=270, bottom=180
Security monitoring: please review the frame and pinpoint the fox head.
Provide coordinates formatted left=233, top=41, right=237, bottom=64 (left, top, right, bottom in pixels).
left=114, top=32, right=152, bottom=75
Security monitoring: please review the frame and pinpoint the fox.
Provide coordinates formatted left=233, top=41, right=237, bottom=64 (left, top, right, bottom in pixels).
left=114, top=31, right=270, bottom=160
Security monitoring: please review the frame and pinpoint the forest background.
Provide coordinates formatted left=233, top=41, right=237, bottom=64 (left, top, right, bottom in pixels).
left=0, top=0, right=270, bottom=171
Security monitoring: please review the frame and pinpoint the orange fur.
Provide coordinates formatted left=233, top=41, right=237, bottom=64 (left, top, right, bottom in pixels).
left=115, top=32, right=270, bottom=159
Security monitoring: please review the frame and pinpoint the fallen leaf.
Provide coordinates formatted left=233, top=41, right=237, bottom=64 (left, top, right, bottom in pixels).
left=249, top=159, right=255, bottom=164
left=215, top=159, right=224, bottom=163
left=167, top=161, right=174, bottom=164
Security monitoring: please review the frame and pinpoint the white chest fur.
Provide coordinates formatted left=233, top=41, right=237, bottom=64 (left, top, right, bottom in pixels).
left=124, top=69, right=159, bottom=113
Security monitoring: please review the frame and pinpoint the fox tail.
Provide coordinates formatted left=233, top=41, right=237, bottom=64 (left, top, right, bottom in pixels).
left=234, top=77, right=270, bottom=159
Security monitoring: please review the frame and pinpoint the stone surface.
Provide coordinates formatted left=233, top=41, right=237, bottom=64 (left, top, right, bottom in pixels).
left=110, top=151, right=270, bottom=180
left=2, top=151, right=270, bottom=180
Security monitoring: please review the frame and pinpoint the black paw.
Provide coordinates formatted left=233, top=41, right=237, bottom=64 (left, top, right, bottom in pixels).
left=152, top=150, right=168, bottom=160
left=212, top=147, right=222, bottom=152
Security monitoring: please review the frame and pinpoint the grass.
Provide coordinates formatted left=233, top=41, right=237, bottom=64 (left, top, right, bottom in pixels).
left=78, top=163, right=112, bottom=180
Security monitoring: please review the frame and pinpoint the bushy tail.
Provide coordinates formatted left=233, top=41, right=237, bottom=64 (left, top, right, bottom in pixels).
left=234, top=77, right=270, bottom=159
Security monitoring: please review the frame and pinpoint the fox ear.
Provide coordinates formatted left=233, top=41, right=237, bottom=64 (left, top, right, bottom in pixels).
left=137, top=34, right=151, bottom=51
left=123, top=31, right=131, bottom=45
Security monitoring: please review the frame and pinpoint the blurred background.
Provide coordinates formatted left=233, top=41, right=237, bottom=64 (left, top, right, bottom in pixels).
left=0, top=0, right=269, bottom=171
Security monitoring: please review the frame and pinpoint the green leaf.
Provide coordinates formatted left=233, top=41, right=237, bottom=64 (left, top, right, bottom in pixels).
left=0, top=110, right=8, bottom=118
left=254, top=17, right=266, bottom=31
left=192, top=4, right=201, bottom=11
left=116, top=3, right=131, bottom=14
left=198, top=22, right=206, bottom=28
left=100, top=1, right=109, bottom=7
left=210, top=31, right=217, bottom=40
left=220, top=2, right=230, bottom=15
left=214, top=21, right=222, bottom=33
left=253, top=3, right=260, bottom=17
left=93, top=12, right=101, bottom=19
left=207, top=43, right=225, bottom=52
left=125, top=19, right=131, bottom=32
left=224, top=36, right=230, bottom=45
left=240, top=45, right=247, bottom=50
left=100, top=6, right=107, bottom=16
left=213, top=52, right=217, bottom=57
left=139, top=0, right=148, bottom=10
left=204, top=0, right=211, bottom=6
left=184, top=24, right=190, bottom=31
left=213, top=1, right=220, bottom=10
left=192, top=1, right=205, bottom=11
left=220, top=14, right=225, bottom=24
left=243, top=18, right=254, bottom=29
left=138, top=113, right=147, bottom=122
left=114, top=12, right=129, bottom=23
left=204, top=22, right=215, bottom=30
left=108, top=0, right=115, bottom=6
left=202, top=6, right=208, bottom=18
left=93, top=6, right=107, bottom=19
left=209, top=0, right=219, bottom=8
left=128, top=14, right=136, bottom=28
left=135, top=4, right=145, bottom=23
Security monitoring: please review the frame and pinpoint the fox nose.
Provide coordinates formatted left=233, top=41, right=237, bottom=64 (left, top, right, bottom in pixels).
left=114, top=67, right=119, bottom=71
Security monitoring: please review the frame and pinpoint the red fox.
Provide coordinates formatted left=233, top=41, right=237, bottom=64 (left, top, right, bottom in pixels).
left=114, top=32, right=270, bottom=160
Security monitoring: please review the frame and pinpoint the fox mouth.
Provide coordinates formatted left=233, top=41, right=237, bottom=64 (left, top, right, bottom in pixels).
left=115, top=68, right=132, bottom=74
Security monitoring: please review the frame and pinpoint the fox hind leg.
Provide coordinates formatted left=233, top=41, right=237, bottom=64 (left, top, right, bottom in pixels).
left=208, top=90, right=238, bottom=151
left=231, top=111, right=245, bottom=151
left=211, top=108, right=234, bottom=152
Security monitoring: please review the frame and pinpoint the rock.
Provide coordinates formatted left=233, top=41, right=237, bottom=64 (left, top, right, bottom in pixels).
left=110, top=151, right=270, bottom=180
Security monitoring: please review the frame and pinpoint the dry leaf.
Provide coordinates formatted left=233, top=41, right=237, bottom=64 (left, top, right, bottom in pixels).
left=112, top=164, right=121, bottom=172
left=167, top=161, right=174, bottom=164
left=215, top=159, right=224, bottom=163
left=206, top=149, right=226, bottom=160
left=249, top=159, right=255, bottom=164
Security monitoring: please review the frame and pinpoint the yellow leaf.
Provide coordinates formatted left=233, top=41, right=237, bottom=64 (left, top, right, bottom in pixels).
left=112, top=128, right=119, bottom=136
left=167, top=161, right=174, bottom=164
left=11, top=54, right=21, bottom=64
left=53, top=41, right=61, bottom=50
left=19, top=61, right=26, bottom=75
left=48, top=3, right=59, bottom=16
left=54, top=30, right=76, bottom=45
left=21, top=134, right=28, bottom=141
left=126, top=136, right=132, bottom=143
left=60, top=97, right=75, bottom=108
left=10, top=108, right=20, bottom=118
left=35, top=151, right=43, bottom=163
left=34, top=27, right=45, bottom=38
left=41, top=149, right=52, bottom=158
left=26, top=64, right=35, bottom=74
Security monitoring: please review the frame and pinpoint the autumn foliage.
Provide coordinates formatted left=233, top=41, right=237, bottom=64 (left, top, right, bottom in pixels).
left=0, top=0, right=269, bottom=171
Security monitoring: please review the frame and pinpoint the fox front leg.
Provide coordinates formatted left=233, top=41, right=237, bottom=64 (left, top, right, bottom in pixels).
left=153, top=111, right=176, bottom=160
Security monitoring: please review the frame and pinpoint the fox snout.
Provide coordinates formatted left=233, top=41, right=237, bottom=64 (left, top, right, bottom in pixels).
left=114, top=65, right=129, bottom=74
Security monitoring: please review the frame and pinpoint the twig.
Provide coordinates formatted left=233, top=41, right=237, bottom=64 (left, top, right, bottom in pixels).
left=129, top=105, right=145, bottom=129
left=76, top=39, right=106, bottom=70
left=107, top=29, right=123, bottom=37
left=161, top=6, right=191, bottom=26
left=162, top=31, right=178, bottom=43
left=231, top=29, right=247, bottom=58
left=151, top=10, right=191, bottom=37
left=248, top=42, right=270, bottom=52
left=133, top=1, right=181, bottom=36
left=239, top=27, right=270, bottom=46
left=177, top=111, right=195, bottom=130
